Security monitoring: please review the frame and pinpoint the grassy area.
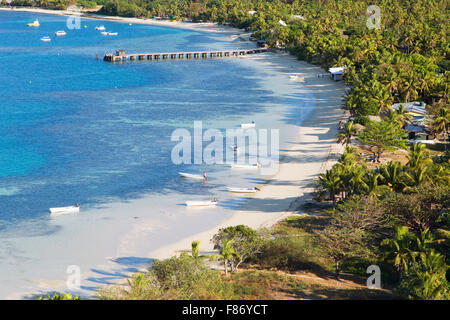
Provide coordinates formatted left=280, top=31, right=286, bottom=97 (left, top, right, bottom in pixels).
left=96, top=214, right=394, bottom=300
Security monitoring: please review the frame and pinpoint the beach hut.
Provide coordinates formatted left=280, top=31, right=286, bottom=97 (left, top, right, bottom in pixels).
left=329, top=66, right=347, bottom=81
left=405, top=124, right=431, bottom=141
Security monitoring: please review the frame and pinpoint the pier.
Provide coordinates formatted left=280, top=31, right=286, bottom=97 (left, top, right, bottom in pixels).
left=103, top=48, right=268, bottom=63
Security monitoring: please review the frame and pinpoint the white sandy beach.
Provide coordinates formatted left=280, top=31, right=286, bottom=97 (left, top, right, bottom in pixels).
left=0, top=7, right=347, bottom=299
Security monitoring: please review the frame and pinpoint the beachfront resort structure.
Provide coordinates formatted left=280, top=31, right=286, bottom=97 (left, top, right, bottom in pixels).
left=328, top=66, right=347, bottom=81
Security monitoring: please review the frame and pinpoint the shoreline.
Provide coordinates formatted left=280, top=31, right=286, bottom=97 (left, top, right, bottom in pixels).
left=1, top=7, right=347, bottom=299
left=0, top=6, right=249, bottom=35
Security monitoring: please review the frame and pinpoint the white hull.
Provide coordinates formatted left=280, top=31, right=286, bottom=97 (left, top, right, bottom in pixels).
left=241, top=123, right=255, bottom=129
left=227, top=187, right=258, bottom=193
left=185, top=200, right=218, bottom=207
left=179, top=172, right=205, bottom=180
left=50, top=206, right=80, bottom=215
left=27, top=20, right=40, bottom=27
left=101, top=31, right=118, bottom=36
left=95, top=26, right=106, bottom=31
left=55, top=31, right=67, bottom=36
left=40, top=37, right=51, bottom=42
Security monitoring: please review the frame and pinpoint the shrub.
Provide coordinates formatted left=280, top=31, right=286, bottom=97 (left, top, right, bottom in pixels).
left=252, top=236, right=316, bottom=271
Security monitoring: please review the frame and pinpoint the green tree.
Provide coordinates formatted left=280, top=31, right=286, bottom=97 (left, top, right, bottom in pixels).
left=397, top=250, right=449, bottom=300
left=191, top=240, right=200, bottom=259
left=315, top=226, right=369, bottom=279
left=381, top=226, right=417, bottom=274
left=337, top=121, right=357, bottom=146
left=317, top=167, right=342, bottom=207
left=211, top=239, right=240, bottom=276
left=357, top=120, right=407, bottom=162
left=212, top=225, right=262, bottom=271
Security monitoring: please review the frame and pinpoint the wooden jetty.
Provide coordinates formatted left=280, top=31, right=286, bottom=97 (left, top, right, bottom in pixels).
left=103, top=48, right=268, bottom=63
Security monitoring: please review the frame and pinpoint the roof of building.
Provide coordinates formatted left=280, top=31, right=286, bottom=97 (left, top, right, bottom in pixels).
left=328, top=66, right=347, bottom=75
left=391, top=101, right=427, bottom=116
left=405, top=124, right=427, bottom=133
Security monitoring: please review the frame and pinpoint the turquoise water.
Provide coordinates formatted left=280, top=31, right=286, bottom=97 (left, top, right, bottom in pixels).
left=0, top=12, right=287, bottom=236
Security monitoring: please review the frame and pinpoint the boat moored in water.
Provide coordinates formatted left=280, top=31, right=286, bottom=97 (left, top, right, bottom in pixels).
left=55, top=30, right=67, bottom=36
left=226, top=187, right=259, bottom=193
left=179, top=172, right=206, bottom=180
left=101, top=31, right=118, bottom=36
left=27, top=20, right=40, bottom=27
left=241, top=122, right=255, bottom=129
left=40, top=36, right=51, bottom=42
left=95, top=26, right=106, bottom=31
left=185, top=199, right=218, bottom=207
left=49, top=205, right=80, bottom=216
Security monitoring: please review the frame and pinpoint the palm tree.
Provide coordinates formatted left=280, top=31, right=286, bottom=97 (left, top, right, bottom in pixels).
left=381, top=226, right=416, bottom=274
left=395, top=104, right=413, bottom=126
left=362, top=171, right=391, bottom=199
left=380, top=161, right=405, bottom=192
left=406, top=143, right=432, bottom=169
left=337, top=121, right=357, bottom=146
left=428, top=108, right=449, bottom=143
left=401, top=73, right=419, bottom=102
left=347, top=165, right=367, bottom=196
left=317, top=169, right=342, bottom=207
left=211, top=239, right=239, bottom=276
left=191, top=240, right=200, bottom=259
left=382, top=68, right=400, bottom=95
left=414, top=250, right=449, bottom=300
left=404, top=164, right=429, bottom=189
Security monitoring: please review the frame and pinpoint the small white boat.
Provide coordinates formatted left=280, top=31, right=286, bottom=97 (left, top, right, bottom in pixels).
left=185, top=199, right=218, bottom=207
left=40, top=36, right=51, bottom=42
left=179, top=172, right=206, bottom=180
left=241, top=122, right=255, bottom=129
left=95, top=26, right=106, bottom=31
left=227, top=187, right=259, bottom=193
left=49, top=205, right=80, bottom=216
left=231, top=163, right=260, bottom=169
left=55, top=30, right=67, bottom=36
left=27, top=20, right=40, bottom=27
left=101, top=31, right=118, bottom=36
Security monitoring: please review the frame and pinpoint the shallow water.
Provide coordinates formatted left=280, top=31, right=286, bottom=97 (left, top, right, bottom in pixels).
left=0, top=11, right=314, bottom=298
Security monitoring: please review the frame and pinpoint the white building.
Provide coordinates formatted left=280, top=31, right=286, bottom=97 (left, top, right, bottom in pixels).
left=328, top=66, right=347, bottom=81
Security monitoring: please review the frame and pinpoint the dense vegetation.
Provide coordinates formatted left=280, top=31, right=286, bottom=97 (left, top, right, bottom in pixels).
left=4, top=0, right=449, bottom=120
left=6, top=0, right=448, bottom=300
